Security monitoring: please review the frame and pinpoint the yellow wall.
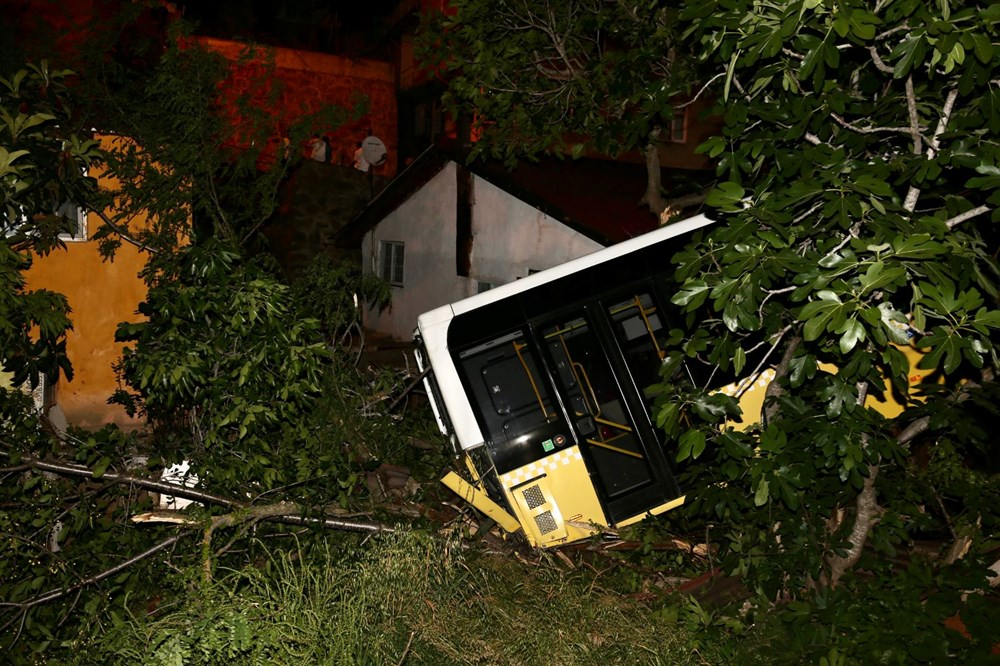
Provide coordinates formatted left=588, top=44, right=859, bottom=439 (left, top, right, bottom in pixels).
left=21, top=135, right=151, bottom=429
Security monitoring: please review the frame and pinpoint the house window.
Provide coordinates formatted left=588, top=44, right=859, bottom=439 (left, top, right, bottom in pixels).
left=379, top=241, right=405, bottom=286
left=477, top=280, right=498, bottom=293
left=668, top=108, right=687, bottom=143
left=55, top=200, right=87, bottom=241
left=4, top=163, right=89, bottom=241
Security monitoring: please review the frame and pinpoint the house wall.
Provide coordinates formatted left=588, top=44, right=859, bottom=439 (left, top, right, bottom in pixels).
left=197, top=37, right=398, bottom=178
left=21, top=135, right=151, bottom=430
left=362, top=162, right=603, bottom=341
left=659, top=97, right=724, bottom=170
left=470, top=177, right=602, bottom=284
left=363, top=163, right=463, bottom=340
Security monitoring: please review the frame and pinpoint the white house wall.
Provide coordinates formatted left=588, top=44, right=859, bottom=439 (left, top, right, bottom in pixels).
left=363, top=162, right=466, bottom=340
left=469, top=176, right=601, bottom=285
left=363, top=161, right=603, bottom=341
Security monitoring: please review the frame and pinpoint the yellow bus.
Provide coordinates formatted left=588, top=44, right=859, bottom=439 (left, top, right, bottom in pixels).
left=415, top=214, right=928, bottom=548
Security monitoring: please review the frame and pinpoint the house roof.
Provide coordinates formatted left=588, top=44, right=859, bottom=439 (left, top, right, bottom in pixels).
left=335, top=140, right=713, bottom=248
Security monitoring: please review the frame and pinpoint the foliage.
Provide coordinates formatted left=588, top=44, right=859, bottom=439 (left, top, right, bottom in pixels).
left=0, top=13, right=417, bottom=665
left=655, top=0, right=1000, bottom=595
left=0, top=62, right=101, bottom=387
left=418, top=0, right=694, bottom=164
left=111, top=240, right=336, bottom=497
left=0, top=249, right=432, bottom=663
left=79, top=18, right=364, bottom=256
left=290, top=252, right=391, bottom=349
left=721, top=555, right=1000, bottom=664
left=0, top=390, right=175, bottom=662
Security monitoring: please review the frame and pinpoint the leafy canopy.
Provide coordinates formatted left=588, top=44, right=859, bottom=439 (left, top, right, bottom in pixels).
left=0, top=62, right=101, bottom=386
left=654, top=0, right=1000, bottom=654
left=419, top=0, right=694, bottom=163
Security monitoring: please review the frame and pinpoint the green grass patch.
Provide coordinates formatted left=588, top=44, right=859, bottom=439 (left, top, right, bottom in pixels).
left=87, top=530, right=723, bottom=665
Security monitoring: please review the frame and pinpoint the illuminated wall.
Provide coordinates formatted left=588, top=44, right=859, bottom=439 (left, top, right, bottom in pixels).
left=197, top=36, right=398, bottom=176
left=21, top=135, right=154, bottom=430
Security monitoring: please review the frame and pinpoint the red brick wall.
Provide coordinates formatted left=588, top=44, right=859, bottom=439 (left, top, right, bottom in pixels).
left=197, top=37, right=399, bottom=177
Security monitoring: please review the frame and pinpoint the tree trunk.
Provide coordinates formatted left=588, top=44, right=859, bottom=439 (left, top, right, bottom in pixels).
left=641, top=128, right=668, bottom=218
left=825, top=461, right=880, bottom=588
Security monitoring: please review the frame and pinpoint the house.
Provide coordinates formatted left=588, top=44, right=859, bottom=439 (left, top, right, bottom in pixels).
left=335, top=142, right=713, bottom=341
left=194, top=36, right=398, bottom=176
left=18, top=134, right=158, bottom=429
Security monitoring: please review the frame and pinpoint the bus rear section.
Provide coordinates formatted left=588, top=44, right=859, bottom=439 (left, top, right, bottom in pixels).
left=414, top=215, right=717, bottom=547
left=414, top=211, right=934, bottom=548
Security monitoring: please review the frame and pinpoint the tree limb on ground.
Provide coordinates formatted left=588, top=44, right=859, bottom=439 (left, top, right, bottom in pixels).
left=2, top=453, right=399, bottom=609
left=0, top=534, right=192, bottom=641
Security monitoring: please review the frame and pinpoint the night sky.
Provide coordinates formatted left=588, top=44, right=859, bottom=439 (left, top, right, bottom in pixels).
left=174, top=0, right=401, bottom=57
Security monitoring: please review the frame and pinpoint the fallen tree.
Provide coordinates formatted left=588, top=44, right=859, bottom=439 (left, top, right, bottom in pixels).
left=428, top=1, right=999, bottom=660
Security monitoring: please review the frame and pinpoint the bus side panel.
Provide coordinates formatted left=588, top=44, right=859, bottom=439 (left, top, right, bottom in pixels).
left=416, top=309, right=488, bottom=452
left=716, top=343, right=935, bottom=431
left=498, top=445, right=608, bottom=547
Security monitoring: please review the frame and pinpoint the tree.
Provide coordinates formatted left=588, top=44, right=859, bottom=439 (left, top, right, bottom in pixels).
left=668, top=0, right=999, bottom=585
left=80, top=20, right=362, bottom=257
left=0, top=18, right=400, bottom=662
left=0, top=61, right=101, bottom=387
left=431, top=0, right=999, bottom=658
left=419, top=0, right=699, bottom=215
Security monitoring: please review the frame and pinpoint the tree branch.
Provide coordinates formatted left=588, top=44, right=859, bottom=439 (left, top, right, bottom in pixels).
left=762, top=335, right=801, bottom=424
left=868, top=45, right=894, bottom=74
left=677, top=73, right=726, bottom=108
left=905, top=75, right=922, bottom=157
left=133, top=502, right=396, bottom=583
left=641, top=127, right=668, bottom=216
left=904, top=88, right=959, bottom=213
left=0, top=534, right=191, bottom=617
left=826, top=460, right=879, bottom=587
left=91, top=207, right=157, bottom=254
left=945, top=205, right=989, bottom=230
left=13, top=455, right=242, bottom=508
left=830, top=113, right=913, bottom=136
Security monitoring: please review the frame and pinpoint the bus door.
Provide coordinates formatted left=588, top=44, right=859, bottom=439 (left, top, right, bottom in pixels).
left=538, top=292, right=679, bottom=524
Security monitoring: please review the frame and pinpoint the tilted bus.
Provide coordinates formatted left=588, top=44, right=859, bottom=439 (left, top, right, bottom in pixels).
left=414, top=214, right=926, bottom=548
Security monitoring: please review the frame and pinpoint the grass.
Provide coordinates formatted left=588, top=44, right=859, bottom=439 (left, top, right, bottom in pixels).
left=85, top=529, right=731, bottom=665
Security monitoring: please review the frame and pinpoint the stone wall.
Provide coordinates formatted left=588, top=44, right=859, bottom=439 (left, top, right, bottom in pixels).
left=265, top=160, right=388, bottom=278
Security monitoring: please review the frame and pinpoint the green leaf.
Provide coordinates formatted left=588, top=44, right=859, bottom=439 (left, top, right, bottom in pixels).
left=759, top=425, right=786, bottom=453
left=859, top=262, right=906, bottom=294
left=733, top=346, right=746, bottom=375
left=92, top=456, right=111, bottom=479
left=801, top=293, right=851, bottom=341
left=838, top=317, right=865, bottom=353
left=705, top=181, right=746, bottom=209
left=753, top=478, right=770, bottom=506
left=677, top=428, right=707, bottom=461
left=970, top=32, right=994, bottom=64
left=799, top=37, right=823, bottom=80
left=891, top=34, right=927, bottom=79
left=672, top=279, right=711, bottom=308
left=821, top=380, right=856, bottom=418
left=848, top=10, right=879, bottom=41
left=696, top=135, right=726, bottom=157
left=891, top=234, right=945, bottom=259
left=723, top=48, right=739, bottom=101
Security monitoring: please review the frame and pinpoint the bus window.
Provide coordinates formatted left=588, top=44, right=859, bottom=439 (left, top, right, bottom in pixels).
left=458, top=331, right=566, bottom=472
left=607, top=293, right=670, bottom=412
left=541, top=315, right=654, bottom=499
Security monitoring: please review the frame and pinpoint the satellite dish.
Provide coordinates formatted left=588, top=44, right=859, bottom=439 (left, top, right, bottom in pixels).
left=360, top=136, right=387, bottom=167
